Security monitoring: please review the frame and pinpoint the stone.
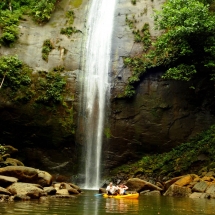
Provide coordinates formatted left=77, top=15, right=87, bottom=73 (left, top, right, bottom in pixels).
left=44, top=187, right=56, bottom=195
left=7, top=182, right=45, bottom=199
left=205, top=171, right=215, bottom=177
left=0, top=187, right=12, bottom=195
left=55, top=182, right=80, bottom=195
left=14, top=194, right=31, bottom=201
left=2, top=154, right=10, bottom=160
left=0, top=175, right=18, bottom=187
left=0, top=166, right=52, bottom=187
left=189, top=192, right=210, bottom=199
left=163, top=176, right=184, bottom=190
left=37, top=170, right=53, bottom=187
left=140, top=190, right=150, bottom=195
left=0, top=194, right=10, bottom=202
left=142, top=190, right=161, bottom=196
left=5, top=158, right=24, bottom=166
left=68, top=183, right=82, bottom=193
left=210, top=193, right=215, bottom=199
left=156, top=182, right=164, bottom=190
left=192, top=181, right=208, bottom=192
left=205, top=184, right=215, bottom=194
left=4, top=145, right=18, bottom=155
left=174, top=175, right=196, bottom=187
left=56, top=189, right=70, bottom=195
left=201, top=176, right=214, bottom=182
left=126, top=178, right=162, bottom=193
left=163, top=185, right=192, bottom=197
left=99, top=188, right=106, bottom=193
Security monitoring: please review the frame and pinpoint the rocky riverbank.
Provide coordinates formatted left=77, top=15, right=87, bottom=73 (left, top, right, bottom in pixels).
left=0, top=145, right=81, bottom=202
left=100, top=173, right=215, bottom=199
left=0, top=166, right=82, bottom=202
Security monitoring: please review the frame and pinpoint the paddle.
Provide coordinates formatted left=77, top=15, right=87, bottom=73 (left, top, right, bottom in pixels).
left=94, top=193, right=103, bottom=197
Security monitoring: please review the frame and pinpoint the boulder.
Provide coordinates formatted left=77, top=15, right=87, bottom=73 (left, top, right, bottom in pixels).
left=174, top=174, right=198, bottom=187
left=126, top=178, right=162, bottom=193
left=99, top=188, right=106, bottom=193
left=56, top=189, right=70, bottom=195
left=68, top=183, right=82, bottom=193
left=205, top=184, right=215, bottom=194
left=201, top=176, right=214, bottom=182
left=163, top=185, right=192, bottom=197
left=14, top=194, right=31, bottom=201
left=7, top=182, right=45, bottom=199
left=37, top=170, right=53, bottom=187
left=0, top=166, right=38, bottom=182
left=0, top=175, right=18, bottom=187
left=0, top=166, right=52, bottom=186
left=205, top=171, right=215, bottom=177
left=44, top=187, right=57, bottom=195
left=163, top=176, right=184, bottom=190
left=60, top=182, right=80, bottom=194
left=0, top=194, right=10, bottom=202
left=210, top=193, right=215, bottom=199
left=192, top=181, right=208, bottom=192
left=142, top=190, right=161, bottom=196
left=0, top=155, right=3, bottom=162
left=0, top=187, right=12, bottom=195
left=140, top=190, right=150, bottom=195
left=5, top=158, right=24, bottom=166
left=4, top=145, right=18, bottom=155
left=189, top=192, right=210, bottom=199
left=2, top=154, right=10, bottom=160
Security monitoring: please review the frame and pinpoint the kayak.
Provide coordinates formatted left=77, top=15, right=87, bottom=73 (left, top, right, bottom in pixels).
left=103, top=193, right=139, bottom=199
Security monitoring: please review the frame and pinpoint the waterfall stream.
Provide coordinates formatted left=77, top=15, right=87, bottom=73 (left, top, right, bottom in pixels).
left=82, top=0, right=116, bottom=189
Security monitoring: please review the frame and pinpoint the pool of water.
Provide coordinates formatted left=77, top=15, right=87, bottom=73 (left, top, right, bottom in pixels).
left=1, top=190, right=215, bottom=215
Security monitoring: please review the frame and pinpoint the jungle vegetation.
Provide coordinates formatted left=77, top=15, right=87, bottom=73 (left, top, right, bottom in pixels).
left=0, top=0, right=58, bottom=46
left=111, top=125, right=215, bottom=179
left=124, top=0, right=215, bottom=97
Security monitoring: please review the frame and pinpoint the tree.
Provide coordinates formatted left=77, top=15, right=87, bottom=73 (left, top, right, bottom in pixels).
left=151, top=0, right=215, bottom=81
left=123, top=0, right=215, bottom=97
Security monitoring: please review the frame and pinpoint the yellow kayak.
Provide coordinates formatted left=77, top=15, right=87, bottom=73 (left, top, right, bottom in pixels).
left=103, top=193, right=139, bottom=199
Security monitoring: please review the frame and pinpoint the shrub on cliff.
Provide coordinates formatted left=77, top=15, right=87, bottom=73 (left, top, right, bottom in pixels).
left=124, top=0, right=215, bottom=97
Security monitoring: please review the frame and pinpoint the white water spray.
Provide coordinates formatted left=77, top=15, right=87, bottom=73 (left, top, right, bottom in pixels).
left=82, top=0, right=116, bottom=189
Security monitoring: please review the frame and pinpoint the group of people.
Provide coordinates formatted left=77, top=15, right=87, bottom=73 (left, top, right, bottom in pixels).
left=106, top=182, right=128, bottom=195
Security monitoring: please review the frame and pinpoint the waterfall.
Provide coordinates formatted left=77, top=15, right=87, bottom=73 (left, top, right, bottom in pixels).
left=82, top=0, right=116, bottom=189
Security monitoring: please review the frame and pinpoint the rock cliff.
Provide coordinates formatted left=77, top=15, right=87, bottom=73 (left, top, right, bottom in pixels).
left=0, top=0, right=215, bottom=178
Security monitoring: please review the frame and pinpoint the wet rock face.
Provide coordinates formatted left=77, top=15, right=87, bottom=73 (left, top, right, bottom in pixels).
left=101, top=0, right=215, bottom=170
left=104, top=71, right=215, bottom=169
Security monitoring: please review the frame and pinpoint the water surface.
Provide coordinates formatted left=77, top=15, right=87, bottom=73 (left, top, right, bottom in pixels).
left=1, top=190, right=215, bottom=215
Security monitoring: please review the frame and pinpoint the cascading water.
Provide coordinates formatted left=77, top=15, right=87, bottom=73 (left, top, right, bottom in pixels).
left=82, top=0, right=116, bottom=189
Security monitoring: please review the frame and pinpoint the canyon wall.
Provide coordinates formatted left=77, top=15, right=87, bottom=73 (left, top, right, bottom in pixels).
left=0, top=0, right=215, bottom=178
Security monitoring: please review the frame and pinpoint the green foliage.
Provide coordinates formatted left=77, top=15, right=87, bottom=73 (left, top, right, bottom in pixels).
left=131, top=0, right=136, bottom=5
left=0, top=145, right=6, bottom=155
left=42, top=39, right=54, bottom=62
left=123, top=0, right=215, bottom=98
left=112, top=125, right=215, bottom=178
left=0, top=56, right=31, bottom=91
left=60, top=27, right=80, bottom=37
left=104, top=128, right=111, bottom=139
left=0, top=0, right=58, bottom=47
left=31, top=0, right=56, bottom=23
left=0, top=10, right=20, bottom=46
left=66, top=10, right=75, bottom=25
left=35, top=71, right=66, bottom=106
left=133, top=23, right=151, bottom=51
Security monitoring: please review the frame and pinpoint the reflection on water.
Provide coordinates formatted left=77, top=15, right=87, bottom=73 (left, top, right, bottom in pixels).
left=1, top=191, right=215, bottom=215
left=105, top=198, right=139, bottom=214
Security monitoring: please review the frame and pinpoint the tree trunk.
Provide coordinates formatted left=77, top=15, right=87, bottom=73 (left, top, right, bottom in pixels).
left=0, top=74, right=6, bottom=89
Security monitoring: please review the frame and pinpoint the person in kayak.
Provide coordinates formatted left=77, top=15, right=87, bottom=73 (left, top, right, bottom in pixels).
left=118, top=184, right=128, bottom=195
left=106, top=182, right=119, bottom=195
